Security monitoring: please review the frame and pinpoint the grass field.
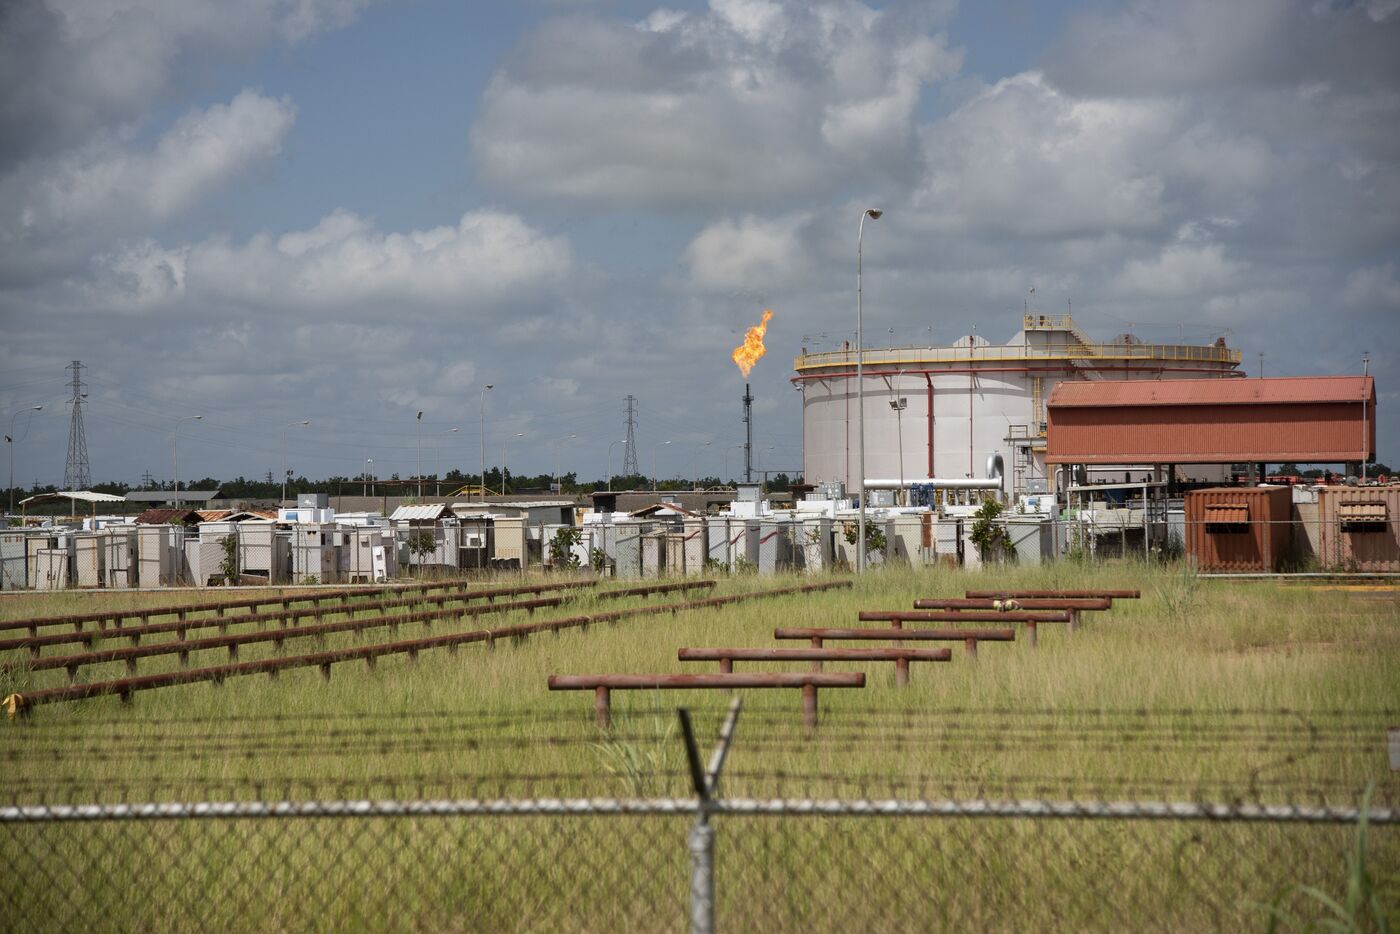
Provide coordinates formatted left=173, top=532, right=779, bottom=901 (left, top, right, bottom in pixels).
left=1, top=562, right=1397, bottom=930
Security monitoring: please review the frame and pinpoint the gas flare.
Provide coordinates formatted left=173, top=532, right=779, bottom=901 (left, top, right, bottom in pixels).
left=731, top=309, right=774, bottom=378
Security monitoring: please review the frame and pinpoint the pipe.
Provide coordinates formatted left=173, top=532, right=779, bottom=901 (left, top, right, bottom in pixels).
left=863, top=478, right=1001, bottom=490
left=924, top=374, right=933, bottom=479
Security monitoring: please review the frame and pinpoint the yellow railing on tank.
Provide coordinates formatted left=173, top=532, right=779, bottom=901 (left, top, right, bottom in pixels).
left=793, top=342, right=1241, bottom=371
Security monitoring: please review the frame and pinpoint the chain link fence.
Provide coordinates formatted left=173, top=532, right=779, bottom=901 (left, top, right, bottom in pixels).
left=3, top=795, right=1395, bottom=933
left=2, top=704, right=1396, bottom=931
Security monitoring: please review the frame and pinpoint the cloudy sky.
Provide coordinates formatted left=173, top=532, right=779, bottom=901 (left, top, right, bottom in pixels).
left=2, top=0, right=1398, bottom=490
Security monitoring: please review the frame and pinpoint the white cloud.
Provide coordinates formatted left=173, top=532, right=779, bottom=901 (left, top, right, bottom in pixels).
left=1, top=90, right=295, bottom=268
left=684, top=213, right=813, bottom=292
left=0, top=0, right=371, bottom=166
left=81, top=208, right=577, bottom=316
left=1110, top=242, right=1245, bottom=298
left=912, top=72, right=1175, bottom=237
left=1043, top=0, right=1400, bottom=97
left=471, top=0, right=961, bottom=208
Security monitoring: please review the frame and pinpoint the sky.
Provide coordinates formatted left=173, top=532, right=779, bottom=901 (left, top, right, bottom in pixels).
left=2, top=0, right=1398, bottom=490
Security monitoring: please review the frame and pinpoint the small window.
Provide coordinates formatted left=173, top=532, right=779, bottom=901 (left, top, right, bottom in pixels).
left=1340, top=502, right=1388, bottom=532
left=1204, top=503, right=1249, bottom=533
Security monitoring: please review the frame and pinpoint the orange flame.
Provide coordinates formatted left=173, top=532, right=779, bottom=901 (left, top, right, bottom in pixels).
left=731, top=309, right=774, bottom=379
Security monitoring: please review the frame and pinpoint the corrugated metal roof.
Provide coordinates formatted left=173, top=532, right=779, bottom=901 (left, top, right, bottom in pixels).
left=390, top=503, right=453, bottom=522
left=133, top=508, right=202, bottom=525
left=1049, top=376, right=1374, bottom=408
left=19, top=491, right=126, bottom=506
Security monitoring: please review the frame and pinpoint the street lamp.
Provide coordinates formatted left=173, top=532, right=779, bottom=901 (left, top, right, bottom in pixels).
left=365, top=457, right=373, bottom=496
left=173, top=415, right=203, bottom=509
left=889, top=396, right=907, bottom=504
left=856, top=206, right=882, bottom=574
left=282, top=419, right=310, bottom=506
left=652, top=440, right=672, bottom=492
left=607, top=439, right=628, bottom=492
left=723, top=444, right=746, bottom=481
left=553, top=434, right=577, bottom=493
left=478, top=385, right=493, bottom=501
left=416, top=411, right=424, bottom=498
left=6, top=405, right=43, bottom=515
left=502, top=432, right=524, bottom=495
left=687, top=440, right=713, bottom=489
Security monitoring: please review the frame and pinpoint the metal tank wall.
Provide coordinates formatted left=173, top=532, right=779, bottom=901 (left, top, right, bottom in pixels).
left=798, top=323, right=1239, bottom=492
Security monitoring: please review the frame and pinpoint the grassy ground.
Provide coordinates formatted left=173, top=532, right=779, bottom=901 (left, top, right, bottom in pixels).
left=1, top=562, right=1397, bottom=930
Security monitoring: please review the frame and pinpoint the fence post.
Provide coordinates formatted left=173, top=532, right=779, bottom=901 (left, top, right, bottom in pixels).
left=688, top=821, right=715, bottom=934
left=678, top=698, right=742, bottom=934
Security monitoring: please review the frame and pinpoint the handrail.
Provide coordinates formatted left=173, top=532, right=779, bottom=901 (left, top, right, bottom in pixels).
left=794, top=342, right=1241, bottom=370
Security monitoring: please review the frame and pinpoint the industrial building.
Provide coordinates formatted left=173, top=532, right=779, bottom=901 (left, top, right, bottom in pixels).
left=793, top=314, right=1241, bottom=498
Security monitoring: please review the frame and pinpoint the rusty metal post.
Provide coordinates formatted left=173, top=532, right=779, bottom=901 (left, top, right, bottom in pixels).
left=895, top=657, right=909, bottom=687
left=719, top=658, right=733, bottom=675
left=802, top=683, right=818, bottom=733
left=1026, top=622, right=1037, bottom=648
left=965, top=637, right=977, bottom=660
left=594, top=685, right=611, bottom=729
left=1067, top=609, right=1078, bottom=634
left=810, top=635, right=822, bottom=672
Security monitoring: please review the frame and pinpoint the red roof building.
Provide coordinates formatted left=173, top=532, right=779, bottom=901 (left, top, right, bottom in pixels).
left=1046, top=376, right=1375, bottom=464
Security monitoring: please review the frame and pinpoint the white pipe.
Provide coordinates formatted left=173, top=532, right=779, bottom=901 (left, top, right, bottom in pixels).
left=864, top=478, right=1002, bottom=490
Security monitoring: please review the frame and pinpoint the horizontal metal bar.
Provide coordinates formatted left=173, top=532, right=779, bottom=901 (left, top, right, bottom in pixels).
left=860, top=610, right=1071, bottom=623
left=775, top=627, right=1015, bottom=642
left=964, top=590, right=1140, bottom=599
left=913, top=598, right=1110, bottom=611
left=678, top=648, right=952, bottom=662
left=3, top=797, right=1392, bottom=825
left=548, top=673, right=866, bottom=690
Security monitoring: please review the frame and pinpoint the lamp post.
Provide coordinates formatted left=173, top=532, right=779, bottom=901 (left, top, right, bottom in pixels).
left=889, top=396, right=906, bottom=504
left=478, top=385, right=493, bottom=501
left=365, top=457, right=373, bottom=496
left=415, top=411, right=425, bottom=498
left=686, top=440, right=713, bottom=489
left=502, top=432, right=524, bottom=495
left=607, top=439, right=627, bottom=492
left=173, top=415, right=203, bottom=509
left=723, top=444, right=746, bottom=482
left=281, top=419, right=310, bottom=506
left=856, top=206, right=883, bottom=574
left=553, top=434, right=577, bottom=493
left=6, top=405, right=43, bottom=515
left=652, top=440, right=672, bottom=492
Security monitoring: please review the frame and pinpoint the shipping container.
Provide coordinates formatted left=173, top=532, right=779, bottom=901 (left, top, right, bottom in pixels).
left=1316, top=486, right=1400, bottom=573
left=1184, top=486, right=1293, bottom=573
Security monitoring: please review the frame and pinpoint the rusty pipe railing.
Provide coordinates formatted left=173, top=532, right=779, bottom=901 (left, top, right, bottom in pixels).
left=548, top=672, right=865, bottom=730
left=678, top=646, right=950, bottom=686
left=3, top=580, right=851, bottom=717
left=775, top=626, right=1014, bottom=659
